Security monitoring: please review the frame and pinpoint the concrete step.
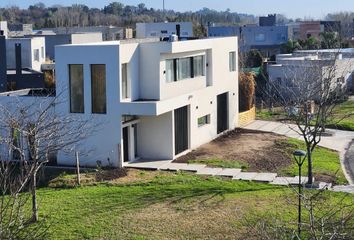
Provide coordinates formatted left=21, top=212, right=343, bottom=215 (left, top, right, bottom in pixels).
left=196, top=167, right=223, bottom=176
left=215, top=168, right=242, bottom=177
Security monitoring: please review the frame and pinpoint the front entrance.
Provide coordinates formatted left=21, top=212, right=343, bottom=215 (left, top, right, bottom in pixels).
left=174, top=106, right=189, bottom=155
left=122, top=127, right=129, bottom=162
left=217, top=92, right=229, bottom=134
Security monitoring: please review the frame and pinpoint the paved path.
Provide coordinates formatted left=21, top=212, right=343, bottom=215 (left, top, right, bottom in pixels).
left=244, top=120, right=354, bottom=185
left=126, top=160, right=353, bottom=194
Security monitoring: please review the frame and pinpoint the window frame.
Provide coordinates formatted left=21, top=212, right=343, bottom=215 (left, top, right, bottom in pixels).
left=69, top=64, right=85, bottom=113
left=91, top=64, right=107, bottom=114
left=197, top=114, right=211, bottom=127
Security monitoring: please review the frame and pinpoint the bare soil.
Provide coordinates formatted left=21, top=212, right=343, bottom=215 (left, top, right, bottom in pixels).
left=175, top=129, right=295, bottom=172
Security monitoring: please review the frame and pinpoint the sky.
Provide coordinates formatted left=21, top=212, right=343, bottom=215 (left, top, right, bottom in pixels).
left=1, top=0, right=354, bottom=19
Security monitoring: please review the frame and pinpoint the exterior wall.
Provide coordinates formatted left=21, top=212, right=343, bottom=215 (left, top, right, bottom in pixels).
left=242, top=26, right=288, bottom=47
left=299, top=21, right=321, bottom=40
left=6, top=38, right=45, bottom=71
left=55, top=43, right=121, bottom=167
left=208, top=26, right=240, bottom=37
left=136, top=22, right=193, bottom=39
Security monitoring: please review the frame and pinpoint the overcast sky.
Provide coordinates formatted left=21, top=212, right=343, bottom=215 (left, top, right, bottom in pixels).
left=1, top=0, right=354, bottom=19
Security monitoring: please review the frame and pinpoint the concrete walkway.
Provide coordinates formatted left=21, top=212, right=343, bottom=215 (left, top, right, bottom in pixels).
left=244, top=120, right=354, bottom=185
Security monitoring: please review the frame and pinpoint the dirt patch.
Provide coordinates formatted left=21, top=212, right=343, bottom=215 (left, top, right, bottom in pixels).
left=175, top=129, right=295, bottom=172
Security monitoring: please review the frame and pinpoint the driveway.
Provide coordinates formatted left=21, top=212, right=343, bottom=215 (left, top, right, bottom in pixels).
left=244, top=120, right=354, bottom=185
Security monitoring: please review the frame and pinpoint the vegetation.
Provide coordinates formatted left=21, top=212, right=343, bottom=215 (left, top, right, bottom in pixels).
left=0, top=2, right=257, bottom=33
left=26, top=170, right=352, bottom=239
left=239, top=72, right=256, bottom=112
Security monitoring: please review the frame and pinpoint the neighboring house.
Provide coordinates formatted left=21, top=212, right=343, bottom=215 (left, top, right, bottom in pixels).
left=28, top=32, right=103, bottom=60
left=259, top=14, right=276, bottom=27
left=0, top=35, right=45, bottom=92
left=48, top=36, right=238, bottom=167
left=268, top=49, right=354, bottom=98
left=41, top=26, right=133, bottom=41
left=208, top=24, right=288, bottom=56
left=6, top=37, right=46, bottom=72
left=288, top=21, right=341, bottom=41
left=136, top=22, right=193, bottom=39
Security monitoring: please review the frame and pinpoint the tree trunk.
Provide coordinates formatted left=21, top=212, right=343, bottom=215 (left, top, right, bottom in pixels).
left=307, top=146, right=313, bottom=185
left=31, top=172, right=38, bottom=222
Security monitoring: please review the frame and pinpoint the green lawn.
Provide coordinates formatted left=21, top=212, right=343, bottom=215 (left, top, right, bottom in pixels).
left=280, top=138, right=346, bottom=185
left=256, top=100, right=354, bottom=131
left=30, top=171, right=351, bottom=239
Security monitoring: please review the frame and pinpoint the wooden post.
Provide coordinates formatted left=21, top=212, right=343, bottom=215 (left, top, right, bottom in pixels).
left=76, top=151, right=80, bottom=186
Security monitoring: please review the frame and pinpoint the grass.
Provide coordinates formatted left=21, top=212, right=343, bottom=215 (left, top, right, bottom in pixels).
left=189, top=159, right=249, bottom=170
left=256, top=100, right=354, bottom=131
left=31, top=170, right=351, bottom=239
left=280, top=138, right=347, bottom=185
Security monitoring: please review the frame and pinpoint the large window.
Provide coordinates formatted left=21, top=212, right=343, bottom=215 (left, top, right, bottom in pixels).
left=69, top=64, right=84, bottom=113
left=255, top=33, right=266, bottom=42
left=229, top=52, right=236, bottom=72
left=33, top=49, right=40, bottom=61
left=166, top=55, right=205, bottom=82
left=177, top=57, right=192, bottom=80
left=122, top=63, right=130, bottom=99
left=193, top=55, right=205, bottom=77
left=91, top=64, right=106, bottom=114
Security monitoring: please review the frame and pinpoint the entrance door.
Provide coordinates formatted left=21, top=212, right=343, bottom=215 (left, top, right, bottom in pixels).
left=174, top=106, right=189, bottom=155
left=123, top=127, right=129, bottom=162
left=217, top=92, right=228, bottom=134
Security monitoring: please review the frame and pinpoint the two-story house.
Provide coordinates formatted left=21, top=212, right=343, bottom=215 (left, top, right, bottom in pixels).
left=54, top=37, right=239, bottom=167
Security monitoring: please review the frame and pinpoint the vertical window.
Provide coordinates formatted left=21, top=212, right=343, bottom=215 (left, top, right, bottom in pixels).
left=193, top=55, right=205, bottom=77
left=177, top=57, right=191, bottom=80
left=41, top=46, right=44, bottom=59
left=166, top=59, right=176, bottom=82
left=91, top=64, right=106, bottom=114
left=69, top=64, right=84, bottom=113
left=33, top=49, right=40, bottom=61
left=229, top=52, right=236, bottom=72
left=122, top=63, right=130, bottom=99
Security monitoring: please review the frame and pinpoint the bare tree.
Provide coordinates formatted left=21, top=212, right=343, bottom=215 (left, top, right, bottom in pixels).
left=0, top=91, right=98, bottom=227
left=244, top=186, right=354, bottom=240
left=266, top=50, right=354, bottom=184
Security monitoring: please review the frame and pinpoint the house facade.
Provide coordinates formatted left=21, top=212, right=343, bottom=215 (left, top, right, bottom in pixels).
left=54, top=37, right=238, bottom=167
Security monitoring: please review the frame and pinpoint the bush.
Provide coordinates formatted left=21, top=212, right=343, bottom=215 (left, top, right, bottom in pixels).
left=239, top=72, right=256, bottom=112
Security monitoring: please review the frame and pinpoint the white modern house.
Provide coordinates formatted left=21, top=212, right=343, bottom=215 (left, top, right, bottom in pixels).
left=268, top=49, right=354, bottom=95
left=6, top=37, right=46, bottom=72
left=136, top=22, right=193, bottom=39
left=53, top=36, right=238, bottom=167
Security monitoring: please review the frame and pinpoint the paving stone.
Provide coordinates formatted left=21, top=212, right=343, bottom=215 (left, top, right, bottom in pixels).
left=215, top=168, right=242, bottom=177
left=233, top=172, right=259, bottom=181
left=332, top=185, right=354, bottom=194
left=271, top=177, right=296, bottom=185
left=126, top=160, right=172, bottom=170
left=159, top=163, right=189, bottom=171
left=196, top=167, right=223, bottom=176
left=177, top=164, right=207, bottom=172
left=253, top=173, right=277, bottom=182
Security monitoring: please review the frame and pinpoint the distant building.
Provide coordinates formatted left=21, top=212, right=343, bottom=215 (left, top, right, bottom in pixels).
left=29, top=32, right=103, bottom=60
left=259, top=14, right=276, bottom=27
left=208, top=24, right=288, bottom=57
left=6, top=38, right=46, bottom=72
left=288, top=21, right=342, bottom=41
left=0, top=36, right=45, bottom=92
left=136, top=22, right=193, bottom=39
left=41, top=26, right=132, bottom=41
left=8, top=23, right=33, bottom=37
left=268, top=49, right=354, bottom=97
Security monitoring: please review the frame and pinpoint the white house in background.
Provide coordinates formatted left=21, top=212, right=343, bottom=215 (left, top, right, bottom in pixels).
left=268, top=49, right=354, bottom=95
left=136, top=22, right=193, bottom=39
left=54, top=37, right=238, bottom=167
left=6, top=38, right=46, bottom=72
